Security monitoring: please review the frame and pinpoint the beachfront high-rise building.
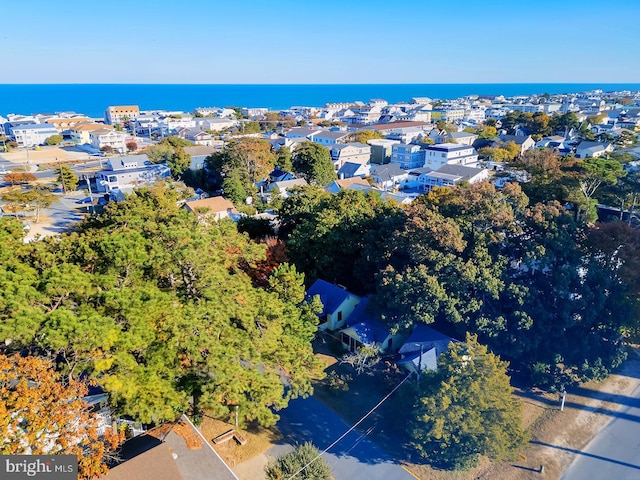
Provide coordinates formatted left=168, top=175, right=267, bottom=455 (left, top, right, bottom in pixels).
left=104, top=105, right=140, bottom=125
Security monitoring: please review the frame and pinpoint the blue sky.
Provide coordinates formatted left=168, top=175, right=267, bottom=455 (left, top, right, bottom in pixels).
left=3, top=0, right=639, bottom=83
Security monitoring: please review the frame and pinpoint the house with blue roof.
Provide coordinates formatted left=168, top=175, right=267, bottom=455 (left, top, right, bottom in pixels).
left=396, top=324, right=457, bottom=374
left=339, top=298, right=408, bottom=353
left=306, top=279, right=361, bottom=331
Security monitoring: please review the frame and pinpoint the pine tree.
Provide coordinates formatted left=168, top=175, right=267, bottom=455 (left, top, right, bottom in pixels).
left=54, top=164, right=79, bottom=193
left=410, top=333, right=527, bottom=470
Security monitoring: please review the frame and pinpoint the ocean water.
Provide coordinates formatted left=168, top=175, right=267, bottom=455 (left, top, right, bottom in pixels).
left=1, top=83, right=639, bottom=118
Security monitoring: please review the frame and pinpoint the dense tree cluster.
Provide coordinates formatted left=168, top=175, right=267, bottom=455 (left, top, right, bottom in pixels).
left=0, top=184, right=323, bottom=427
left=279, top=179, right=635, bottom=389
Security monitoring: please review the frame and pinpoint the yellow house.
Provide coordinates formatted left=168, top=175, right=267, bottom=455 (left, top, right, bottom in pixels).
left=307, top=279, right=361, bottom=331
left=104, top=105, right=140, bottom=125
left=70, top=122, right=114, bottom=144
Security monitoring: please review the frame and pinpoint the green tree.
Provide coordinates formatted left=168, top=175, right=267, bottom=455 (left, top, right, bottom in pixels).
left=146, top=143, right=174, bottom=164
left=285, top=188, right=402, bottom=292
left=476, top=125, right=497, bottom=139
left=277, top=146, right=293, bottom=172
left=575, top=157, right=626, bottom=222
left=351, top=129, right=384, bottom=144
left=243, top=121, right=261, bottom=134
left=291, top=141, right=337, bottom=186
left=1, top=186, right=56, bottom=223
left=207, top=138, right=276, bottom=189
left=436, top=120, right=458, bottom=133
left=44, top=134, right=63, bottom=145
left=478, top=146, right=511, bottom=162
left=158, top=136, right=194, bottom=148
left=265, top=442, right=332, bottom=480
left=0, top=184, right=324, bottom=426
left=54, top=164, right=79, bottom=193
left=410, top=334, right=527, bottom=470
left=168, top=146, right=192, bottom=177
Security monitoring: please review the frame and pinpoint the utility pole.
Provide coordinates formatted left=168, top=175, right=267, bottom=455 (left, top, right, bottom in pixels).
left=85, top=176, right=96, bottom=215
left=560, top=390, right=567, bottom=411
left=416, top=343, right=424, bottom=384
left=57, top=158, right=66, bottom=194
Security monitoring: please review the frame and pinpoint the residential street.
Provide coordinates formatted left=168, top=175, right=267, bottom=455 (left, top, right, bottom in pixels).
left=270, top=396, right=415, bottom=480
left=561, top=381, right=640, bottom=480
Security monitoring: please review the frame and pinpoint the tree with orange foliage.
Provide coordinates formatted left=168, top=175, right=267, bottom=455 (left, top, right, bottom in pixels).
left=0, top=354, right=123, bottom=480
left=3, top=172, right=37, bottom=186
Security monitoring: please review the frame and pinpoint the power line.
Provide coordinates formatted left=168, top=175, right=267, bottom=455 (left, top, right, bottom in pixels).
left=285, top=371, right=414, bottom=480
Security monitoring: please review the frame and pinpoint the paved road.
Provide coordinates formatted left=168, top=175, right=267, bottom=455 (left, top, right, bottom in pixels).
left=561, top=382, right=640, bottom=480
left=271, top=396, right=414, bottom=480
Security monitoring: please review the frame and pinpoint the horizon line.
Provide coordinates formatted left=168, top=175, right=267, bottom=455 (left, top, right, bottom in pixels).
left=1, top=82, right=640, bottom=86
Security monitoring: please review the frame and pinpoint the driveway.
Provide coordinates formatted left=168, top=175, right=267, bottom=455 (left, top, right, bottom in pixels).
left=561, top=381, right=640, bottom=480
left=270, top=396, right=414, bottom=480
left=24, top=193, right=87, bottom=241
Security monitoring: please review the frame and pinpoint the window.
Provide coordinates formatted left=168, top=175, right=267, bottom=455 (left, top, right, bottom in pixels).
left=337, top=311, right=342, bottom=321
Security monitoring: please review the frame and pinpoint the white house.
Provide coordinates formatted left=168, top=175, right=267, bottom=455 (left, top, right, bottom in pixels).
left=371, top=163, right=409, bottom=190
left=396, top=324, right=457, bottom=373
left=440, top=131, right=479, bottom=146
left=421, top=164, right=489, bottom=191
left=96, top=155, right=170, bottom=192
left=340, top=298, right=407, bottom=353
left=423, top=143, right=479, bottom=169
left=337, top=162, right=371, bottom=179
left=90, top=129, right=127, bottom=153
left=433, top=108, right=465, bottom=122
left=309, top=130, right=351, bottom=146
left=264, top=178, right=308, bottom=202
left=284, top=127, right=323, bottom=139
left=11, top=123, right=59, bottom=147
left=575, top=141, right=614, bottom=159
left=201, top=117, right=236, bottom=132
left=400, top=167, right=433, bottom=190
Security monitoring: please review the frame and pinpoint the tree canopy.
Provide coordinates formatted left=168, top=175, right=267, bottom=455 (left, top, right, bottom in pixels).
left=265, top=442, right=332, bottom=480
left=279, top=179, right=633, bottom=388
left=55, top=164, right=79, bottom=193
left=44, top=134, right=63, bottom=145
left=0, top=184, right=324, bottom=427
left=205, top=138, right=277, bottom=204
left=409, top=334, right=527, bottom=470
left=0, top=354, right=122, bottom=479
left=291, top=142, right=337, bottom=186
